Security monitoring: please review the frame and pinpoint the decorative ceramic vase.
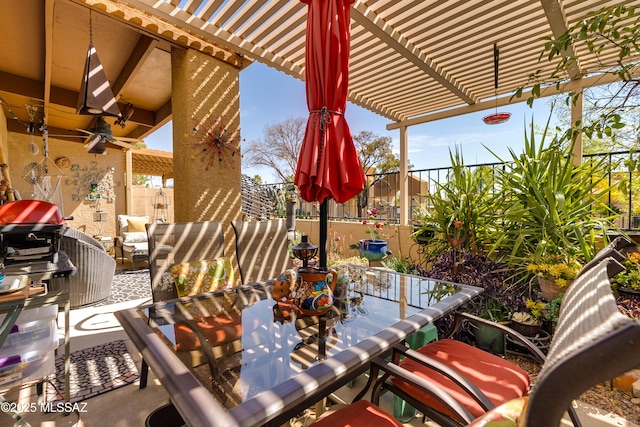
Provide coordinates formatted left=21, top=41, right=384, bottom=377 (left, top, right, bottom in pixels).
left=294, top=267, right=337, bottom=316
left=538, top=277, right=568, bottom=301
left=473, top=322, right=506, bottom=355
left=358, top=239, right=388, bottom=261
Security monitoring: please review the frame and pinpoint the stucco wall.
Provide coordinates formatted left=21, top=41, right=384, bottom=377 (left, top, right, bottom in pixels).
left=294, top=219, right=421, bottom=264
left=130, top=186, right=175, bottom=223
left=6, top=132, right=126, bottom=237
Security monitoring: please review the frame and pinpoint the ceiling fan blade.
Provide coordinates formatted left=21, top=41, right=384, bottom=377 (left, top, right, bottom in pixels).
left=47, top=134, right=87, bottom=139
left=76, top=128, right=94, bottom=136
left=108, top=139, right=142, bottom=150
left=116, top=136, right=145, bottom=143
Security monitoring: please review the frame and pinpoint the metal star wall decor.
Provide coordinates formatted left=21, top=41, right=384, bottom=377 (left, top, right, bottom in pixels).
left=185, top=114, right=243, bottom=172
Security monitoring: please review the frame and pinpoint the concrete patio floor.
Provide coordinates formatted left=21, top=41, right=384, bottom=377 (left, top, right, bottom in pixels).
left=2, top=261, right=638, bottom=427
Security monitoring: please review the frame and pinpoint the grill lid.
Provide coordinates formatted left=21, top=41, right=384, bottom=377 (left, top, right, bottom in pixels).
left=0, top=201, right=64, bottom=226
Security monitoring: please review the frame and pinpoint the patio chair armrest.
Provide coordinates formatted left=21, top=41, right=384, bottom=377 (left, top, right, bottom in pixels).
left=459, top=313, right=546, bottom=363
left=370, top=355, right=477, bottom=424
left=389, top=344, right=495, bottom=413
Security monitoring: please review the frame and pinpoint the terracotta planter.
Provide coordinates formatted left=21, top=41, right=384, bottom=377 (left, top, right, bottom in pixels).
left=538, top=277, right=569, bottom=301
left=510, top=321, right=542, bottom=337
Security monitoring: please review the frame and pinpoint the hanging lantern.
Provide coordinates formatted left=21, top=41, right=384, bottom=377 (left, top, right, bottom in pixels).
left=76, top=11, right=120, bottom=117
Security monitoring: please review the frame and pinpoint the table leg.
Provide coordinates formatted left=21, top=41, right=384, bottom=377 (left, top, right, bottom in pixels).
left=64, top=298, right=70, bottom=403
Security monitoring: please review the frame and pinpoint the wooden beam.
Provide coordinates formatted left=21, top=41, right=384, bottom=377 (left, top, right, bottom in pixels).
left=386, top=71, right=637, bottom=130
left=0, top=71, right=157, bottom=128
left=540, top=0, right=583, bottom=79
left=112, top=35, right=158, bottom=97
left=44, top=0, right=55, bottom=125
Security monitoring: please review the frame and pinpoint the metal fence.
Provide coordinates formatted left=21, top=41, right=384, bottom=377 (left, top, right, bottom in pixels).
left=248, top=149, right=640, bottom=230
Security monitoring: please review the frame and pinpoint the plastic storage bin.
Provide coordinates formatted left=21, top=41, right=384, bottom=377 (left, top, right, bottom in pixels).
left=0, top=305, right=58, bottom=389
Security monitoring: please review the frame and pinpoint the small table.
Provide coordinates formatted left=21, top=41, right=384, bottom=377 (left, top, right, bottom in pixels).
left=98, top=236, right=114, bottom=254
left=116, top=266, right=482, bottom=426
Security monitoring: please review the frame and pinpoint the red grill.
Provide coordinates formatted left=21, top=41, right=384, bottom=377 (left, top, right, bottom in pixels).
left=0, top=201, right=64, bottom=266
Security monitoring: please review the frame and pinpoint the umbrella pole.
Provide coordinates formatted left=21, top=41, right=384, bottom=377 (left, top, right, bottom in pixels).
left=319, top=198, right=328, bottom=268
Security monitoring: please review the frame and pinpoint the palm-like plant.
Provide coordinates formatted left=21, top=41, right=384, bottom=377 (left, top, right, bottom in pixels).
left=414, top=148, right=497, bottom=256
left=489, top=115, right=616, bottom=283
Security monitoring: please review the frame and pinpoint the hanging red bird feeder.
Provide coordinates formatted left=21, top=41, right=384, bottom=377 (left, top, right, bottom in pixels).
left=483, top=112, right=511, bottom=125
left=483, top=43, right=511, bottom=125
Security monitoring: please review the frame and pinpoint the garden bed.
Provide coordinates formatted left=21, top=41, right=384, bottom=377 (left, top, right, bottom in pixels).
left=508, top=354, right=640, bottom=424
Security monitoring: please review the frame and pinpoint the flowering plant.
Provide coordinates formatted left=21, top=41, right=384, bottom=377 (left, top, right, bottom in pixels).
left=526, top=253, right=581, bottom=288
left=361, top=207, right=390, bottom=240
left=611, top=252, right=640, bottom=291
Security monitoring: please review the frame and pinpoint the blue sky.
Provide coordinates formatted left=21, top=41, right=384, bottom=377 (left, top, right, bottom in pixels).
left=145, top=62, right=554, bottom=183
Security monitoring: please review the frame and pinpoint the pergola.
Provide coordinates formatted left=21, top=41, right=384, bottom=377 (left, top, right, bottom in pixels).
left=1, top=0, right=639, bottom=222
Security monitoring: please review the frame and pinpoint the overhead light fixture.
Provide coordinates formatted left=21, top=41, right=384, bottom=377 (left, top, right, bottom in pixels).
left=482, top=43, right=511, bottom=125
left=86, top=134, right=107, bottom=155
left=76, top=11, right=120, bottom=117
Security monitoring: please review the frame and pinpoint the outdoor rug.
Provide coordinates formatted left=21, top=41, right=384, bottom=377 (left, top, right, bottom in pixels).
left=47, top=340, right=139, bottom=404
left=94, top=268, right=151, bottom=307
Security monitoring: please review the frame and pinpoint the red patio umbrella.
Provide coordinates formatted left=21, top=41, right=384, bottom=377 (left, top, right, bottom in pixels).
left=295, top=0, right=365, bottom=204
left=295, top=0, right=365, bottom=265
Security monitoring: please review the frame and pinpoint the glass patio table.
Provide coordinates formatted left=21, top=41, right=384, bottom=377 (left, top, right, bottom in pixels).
left=115, top=265, right=482, bottom=427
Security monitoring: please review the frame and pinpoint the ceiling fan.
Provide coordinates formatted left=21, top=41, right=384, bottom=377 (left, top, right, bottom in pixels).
left=46, top=117, right=144, bottom=154
left=77, top=117, right=144, bottom=154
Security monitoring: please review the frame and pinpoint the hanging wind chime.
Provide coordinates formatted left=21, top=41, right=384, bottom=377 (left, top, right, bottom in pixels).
left=482, top=43, right=511, bottom=125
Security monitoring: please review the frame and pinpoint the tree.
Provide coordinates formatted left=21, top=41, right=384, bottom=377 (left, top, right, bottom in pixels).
left=515, top=4, right=640, bottom=142
left=353, top=131, right=400, bottom=174
left=243, top=117, right=306, bottom=182
left=352, top=131, right=403, bottom=217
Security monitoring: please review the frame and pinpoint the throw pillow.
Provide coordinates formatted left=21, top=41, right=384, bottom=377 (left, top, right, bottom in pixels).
left=127, top=216, right=148, bottom=233
left=170, top=257, right=234, bottom=297
left=122, top=231, right=147, bottom=244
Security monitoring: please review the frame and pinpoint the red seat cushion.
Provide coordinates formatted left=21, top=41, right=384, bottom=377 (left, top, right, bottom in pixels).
left=174, top=311, right=242, bottom=351
left=393, top=339, right=530, bottom=421
left=311, top=400, right=403, bottom=427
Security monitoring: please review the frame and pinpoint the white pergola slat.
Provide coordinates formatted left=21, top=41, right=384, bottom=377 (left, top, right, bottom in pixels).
left=124, top=0, right=640, bottom=126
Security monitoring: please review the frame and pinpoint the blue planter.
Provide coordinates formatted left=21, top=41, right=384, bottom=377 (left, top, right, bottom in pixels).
left=358, top=239, right=388, bottom=261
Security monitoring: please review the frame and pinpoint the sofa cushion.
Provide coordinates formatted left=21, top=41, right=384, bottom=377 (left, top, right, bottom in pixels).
left=127, top=217, right=148, bottom=232
left=121, top=242, right=148, bottom=256
left=170, top=257, right=234, bottom=297
left=122, top=231, right=147, bottom=244
left=118, top=215, right=149, bottom=233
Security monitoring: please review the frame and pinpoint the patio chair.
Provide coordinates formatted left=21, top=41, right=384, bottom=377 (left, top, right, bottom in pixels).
left=114, top=214, right=150, bottom=268
left=140, top=220, right=225, bottom=388
left=312, top=253, right=640, bottom=427
left=49, top=226, right=116, bottom=308
left=231, top=219, right=292, bottom=285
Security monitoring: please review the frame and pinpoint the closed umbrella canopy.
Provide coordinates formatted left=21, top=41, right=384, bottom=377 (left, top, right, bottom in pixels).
left=295, top=0, right=365, bottom=204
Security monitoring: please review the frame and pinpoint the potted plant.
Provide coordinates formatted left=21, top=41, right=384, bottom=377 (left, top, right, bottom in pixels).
left=611, top=252, right=640, bottom=295
left=351, top=207, right=394, bottom=261
left=510, top=298, right=545, bottom=336
left=473, top=298, right=510, bottom=355
left=526, top=253, right=581, bottom=300
left=489, top=114, right=614, bottom=291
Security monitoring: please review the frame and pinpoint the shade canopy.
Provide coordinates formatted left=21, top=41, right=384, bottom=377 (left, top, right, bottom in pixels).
left=294, top=0, right=365, bottom=204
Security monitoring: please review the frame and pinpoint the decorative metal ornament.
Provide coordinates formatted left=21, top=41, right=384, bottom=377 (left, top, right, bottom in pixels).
left=185, top=114, right=243, bottom=172
left=23, top=162, right=45, bottom=185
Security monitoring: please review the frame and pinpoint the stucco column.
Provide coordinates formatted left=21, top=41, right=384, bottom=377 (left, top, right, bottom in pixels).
left=171, top=47, right=243, bottom=256
left=399, top=125, right=409, bottom=226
